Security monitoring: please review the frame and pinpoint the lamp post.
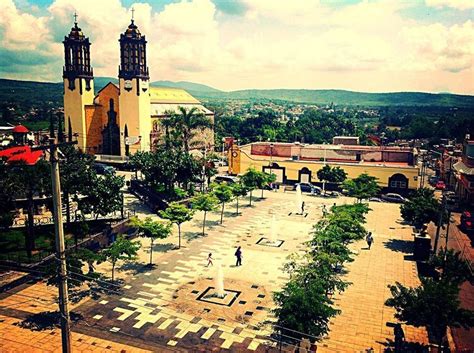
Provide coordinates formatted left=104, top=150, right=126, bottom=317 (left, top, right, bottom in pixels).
left=322, top=143, right=327, bottom=194
left=270, top=143, right=274, bottom=174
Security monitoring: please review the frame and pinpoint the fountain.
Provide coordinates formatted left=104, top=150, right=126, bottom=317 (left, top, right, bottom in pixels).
left=265, top=214, right=278, bottom=245
left=215, top=264, right=225, bottom=298
left=295, top=184, right=303, bottom=214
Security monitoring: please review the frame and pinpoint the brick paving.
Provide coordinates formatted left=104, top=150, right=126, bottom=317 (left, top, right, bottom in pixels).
left=0, top=190, right=429, bottom=352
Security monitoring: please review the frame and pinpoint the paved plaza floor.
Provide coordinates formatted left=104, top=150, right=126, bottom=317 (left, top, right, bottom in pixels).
left=0, top=190, right=428, bottom=352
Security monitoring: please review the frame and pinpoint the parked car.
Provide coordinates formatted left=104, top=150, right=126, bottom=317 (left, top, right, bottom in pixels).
left=93, top=163, right=116, bottom=175
left=460, top=211, right=474, bottom=231
left=381, top=193, right=406, bottom=203
left=214, top=175, right=239, bottom=184
left=435, top=180, right=446, bottom=190
left=428, top=176, right=439, bottom=186
left=295, top=182, right=320, bottom=194
left=321, top=190, right=340, bottom=198
left=369, top=197, right=384, bottom=202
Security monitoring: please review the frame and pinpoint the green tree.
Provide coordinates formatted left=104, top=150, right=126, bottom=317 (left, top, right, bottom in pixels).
left=211, top=183, right=234, bottom=224
left=131, top=217, right=172, bottom=265
left=429, top=248, right=472, bottom=286
left=231, top=183, right=247, bottom=215
left=79, top=174, right=125, bottom=218
left=159, top=202, right=194, bottom=249
left=386, top=279, right=474, bottom=349
left=259, top=172, right=276, bottom=198
left=240, top=167, right=260, bottom=206
left=191, top=193, right=218, bottom=237
left=273, top=279, right=340, bottom=344
left=342, top=173, right=379, bottom=202
left=317, top=165, right=347, bottom=193
left=400, top=188, right=440, bottom=229
left=171, top=106, right=213, bottom=152
left=101, top=235, right=141, bottom=282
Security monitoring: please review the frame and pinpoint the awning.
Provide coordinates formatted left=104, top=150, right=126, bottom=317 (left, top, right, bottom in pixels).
left=453, top=161, right=474, bottom=175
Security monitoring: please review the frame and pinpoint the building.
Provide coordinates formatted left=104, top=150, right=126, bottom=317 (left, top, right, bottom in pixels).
left=63, top=17, right=213, bottom=157
left=453, top=138, right=474, bottom=203
left=229, top=142, right=420, bottom=193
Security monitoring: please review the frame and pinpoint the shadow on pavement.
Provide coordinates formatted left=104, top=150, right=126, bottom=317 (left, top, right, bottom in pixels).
left=384, top=239, right=413, bottom=254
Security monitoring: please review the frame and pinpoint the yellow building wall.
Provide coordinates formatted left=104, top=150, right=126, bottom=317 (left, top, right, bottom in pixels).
left=118, top=78, right=151, bottom=156
left=231, top=151, right=419, bottom=189
left=63, top=78, right=95, bottom=151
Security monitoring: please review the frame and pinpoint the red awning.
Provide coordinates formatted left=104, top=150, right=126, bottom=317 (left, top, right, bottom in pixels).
left=0, top=146, right=43, bottom=165
left=12, top=125, right=29, bottom=133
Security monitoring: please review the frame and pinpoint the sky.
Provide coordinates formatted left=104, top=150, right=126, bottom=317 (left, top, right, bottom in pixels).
left=0, top=0, right=473, bottom=94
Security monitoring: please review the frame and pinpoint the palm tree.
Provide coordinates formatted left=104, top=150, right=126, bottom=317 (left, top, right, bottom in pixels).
left=172, top=106, right=212, bottom=152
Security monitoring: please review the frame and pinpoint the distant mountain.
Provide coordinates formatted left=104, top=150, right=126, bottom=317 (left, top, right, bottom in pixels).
left=1, top=77, right=473, bottom=108
left=194, top=89, right=474, bottom=107
left=151, top=80, right=222, bottom=93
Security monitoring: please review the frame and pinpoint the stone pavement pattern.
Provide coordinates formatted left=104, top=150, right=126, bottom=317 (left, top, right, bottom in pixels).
left=1, top=189, right=429, bottom=352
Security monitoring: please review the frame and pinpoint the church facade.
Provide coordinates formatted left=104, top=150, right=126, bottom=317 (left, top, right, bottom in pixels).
left=63, top=18, right=214, bottom=157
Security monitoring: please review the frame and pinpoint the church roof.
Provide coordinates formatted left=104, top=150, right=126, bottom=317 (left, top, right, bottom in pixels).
left=150, top=103, right=213, bottom=117
left=150, top=87, right=200, bottom=104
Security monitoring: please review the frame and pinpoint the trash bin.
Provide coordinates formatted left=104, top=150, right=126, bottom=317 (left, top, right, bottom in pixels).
left=413, top=235, right=431, bottom=261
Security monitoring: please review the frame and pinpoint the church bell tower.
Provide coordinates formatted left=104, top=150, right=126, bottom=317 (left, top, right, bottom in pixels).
left=118, top=12, right=151, bottom=156
left=63, top=14, right=94, bottom=151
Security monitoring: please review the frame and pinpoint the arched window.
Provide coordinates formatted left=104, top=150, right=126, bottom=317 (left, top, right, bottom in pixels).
left=388, top=173, right=408, bottom=189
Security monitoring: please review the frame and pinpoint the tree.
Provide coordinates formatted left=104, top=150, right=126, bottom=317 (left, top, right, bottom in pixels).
left=100, top=235, right=141, bottom=282
left=258, top=172, right=276, bottom=199
left=171, top=106, right=213, bottom=152
left=191, top=193, right=218, bottom=236
left=429, top=248, right=472, bottom=286
left=317, top=165, right=347, bottom=193
left=159, top=202, right=194, bottom=249
left=386, top=279, right=474, bottom=349
left=400, top=188, right=440, bottom=229
left=79, top=174, right=124, bottom=218
left=273, top=279, right=340, bottom=344
left=131, top=217, right=172, bottom=265
left=240, top=167, right=260, bottom=206
left=342, top=173, right=379, bottom=202
left=231, top=183, right=247, bottom=215
left=8, top=160, right=51, bottom=258
left=211, top=183, right=233, bottom=224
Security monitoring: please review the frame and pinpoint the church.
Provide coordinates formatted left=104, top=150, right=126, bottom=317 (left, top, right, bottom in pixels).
left=63, top=16, right=214, bottom=157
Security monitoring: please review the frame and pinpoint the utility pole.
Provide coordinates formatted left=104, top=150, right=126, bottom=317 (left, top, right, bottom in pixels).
left=433, top=193, right=446, bottom=255
left=49, top=140, right=72, bottom=353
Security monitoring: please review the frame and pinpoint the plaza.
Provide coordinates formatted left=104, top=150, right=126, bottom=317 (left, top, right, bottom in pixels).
left=0, top=187, right=428, bottom=352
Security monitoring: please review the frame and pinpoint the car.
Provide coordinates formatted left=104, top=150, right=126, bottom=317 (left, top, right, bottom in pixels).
left=210, top=159, right=228, bottom=167
left=435, top=180, right=446, bottom=190
left=93, top=163, right=115, bottom=175
left=295, top=182, right=321, bottom=194
left=428, top=176, right=439, bottom=186
left=461, top=211, right=474, bottom=231
left=381, top=193, right=406, bottom=203
left=369, top=197, right=384, bottom=202
left=214, top=175, right=239, bottom=184
left=320, top=190, right=340, bottom=198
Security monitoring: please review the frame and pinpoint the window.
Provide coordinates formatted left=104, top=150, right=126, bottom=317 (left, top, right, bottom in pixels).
left=390, top=180, right=407, bottom=188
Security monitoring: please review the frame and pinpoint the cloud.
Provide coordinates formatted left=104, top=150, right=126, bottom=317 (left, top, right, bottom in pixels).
left=0, top=0, right=472, bottom=94
left=425, top=0, right=474, bottom=10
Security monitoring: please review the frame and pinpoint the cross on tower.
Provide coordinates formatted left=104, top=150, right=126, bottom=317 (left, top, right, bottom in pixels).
left=131, top=7, right=135, bottom=21
left=73, top=12, right=78, bottom=24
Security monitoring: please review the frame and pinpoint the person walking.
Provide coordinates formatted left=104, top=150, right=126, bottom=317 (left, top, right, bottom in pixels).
left=235, top=246, right=242, bottom=266
left=366, top=232, right=374, bottom=249
left=206, top=253, right=214, bottom=267
left=301, top=201, right=305, bottom=215
left=322, top=204, right=327, bottom=217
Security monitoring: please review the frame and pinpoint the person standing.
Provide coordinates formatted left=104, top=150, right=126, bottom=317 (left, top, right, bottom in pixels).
left=322, top=205, right=327, bottom=217
left=207, top=253, right=214, bottom=267
left=301, top=201, right=305, bottom=215
left=235, top=246, right=242, bottom=266
left=366, top=232, right=374, bottom=249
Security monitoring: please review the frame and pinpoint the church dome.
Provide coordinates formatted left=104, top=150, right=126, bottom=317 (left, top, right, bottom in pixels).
left=68, top=23, right=84, bottom=40
left=125, top=20, right=141, bottom=38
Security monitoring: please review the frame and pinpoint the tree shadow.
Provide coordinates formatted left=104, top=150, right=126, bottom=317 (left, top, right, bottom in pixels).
left=14, top=311, right=84, bottom=331
left=183, top=231, right=204, bottom=241
left=378, top=338, right=430, bottom=353
left=118, top=261, right=150, bottom=275
left=150, top=243, right=175, bottom=253
left=384, top=239, right=413, bottom=254
left=223, top=211, right=240, bottom=218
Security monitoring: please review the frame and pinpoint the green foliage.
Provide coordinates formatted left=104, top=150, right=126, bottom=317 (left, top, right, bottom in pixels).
left=274, top=200, right=369, bottom=344
left=168, top=106, right=213, bottom=152
left=230, top=183, right=247, bottom=215
left=385, top=278, right=474, bottom=346
left=160, top=202, right=194, bottom=249
left=79, top=174, right=124, bottom=217
left=342, top=173, right=379, bottom=202
left=317, top=165, right=347, bottom=184
left=210, top=183, right=234, bottom=224
left=240, top=167, right=266, bottom=205
left=400, top=188, right=440, bottom=228
left=429, top=248, right=472, bottom=286
left=191, top=193, right=218, bottom=236
left=131, top=217, right=171, bottom=264
left=100, top=235, right=141, bottom=281
left=273, top=279, right=340, bottom=342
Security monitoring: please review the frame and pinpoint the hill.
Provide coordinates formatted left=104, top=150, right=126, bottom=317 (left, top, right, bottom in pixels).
left=1, top=77, right=473, bottom=108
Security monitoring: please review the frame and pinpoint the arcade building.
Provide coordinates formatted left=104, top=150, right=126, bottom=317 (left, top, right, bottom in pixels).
left=63, top=17, right=213, bottom=158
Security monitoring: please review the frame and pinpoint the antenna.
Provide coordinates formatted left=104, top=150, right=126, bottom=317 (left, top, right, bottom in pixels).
left=73, top=12, right=78, bottom=25
left=131, top=7, right=135, bottom=21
